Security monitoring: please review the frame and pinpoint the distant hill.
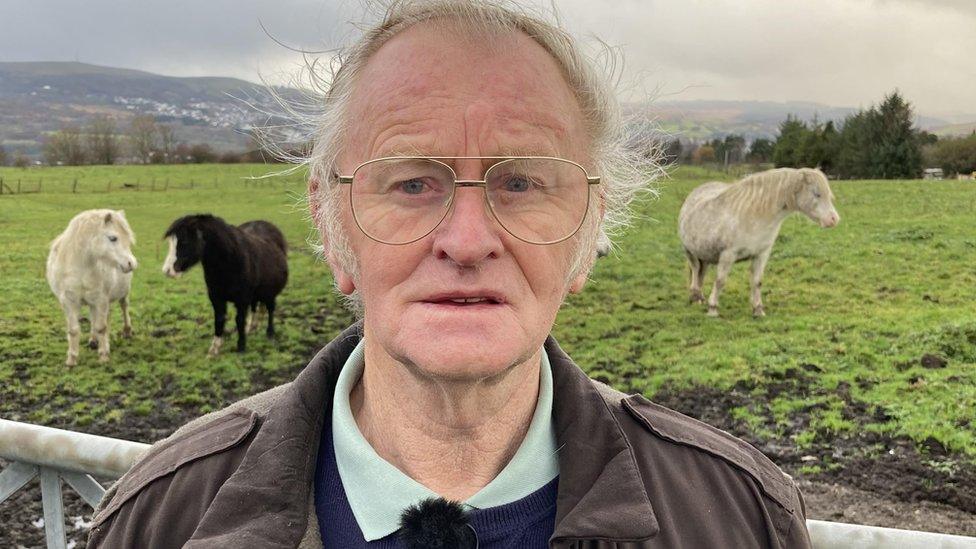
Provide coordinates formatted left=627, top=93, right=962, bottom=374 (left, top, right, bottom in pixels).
left=2, top=62, right=973, bottom=159
left=635, top=99, right=974, bottom=142
left=0, top=61, right=301, bottom=158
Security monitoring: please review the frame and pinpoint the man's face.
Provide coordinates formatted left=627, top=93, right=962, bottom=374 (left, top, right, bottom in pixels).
left=329, top=23, right=594, bottom=380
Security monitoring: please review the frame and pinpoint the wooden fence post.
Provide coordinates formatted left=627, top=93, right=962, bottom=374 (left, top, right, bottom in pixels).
left=18, top=180, right=21, bottom=194
left=72, top=179, right=78, bottom=193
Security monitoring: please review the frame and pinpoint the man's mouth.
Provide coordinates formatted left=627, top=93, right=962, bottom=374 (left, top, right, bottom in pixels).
left=446, top=297, right=494, bottom=304
left=424, top=293, right=506, bottom=306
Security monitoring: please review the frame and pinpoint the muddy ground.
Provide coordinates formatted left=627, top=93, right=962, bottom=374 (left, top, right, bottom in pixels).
left=2, top=369, right=975, bottom=547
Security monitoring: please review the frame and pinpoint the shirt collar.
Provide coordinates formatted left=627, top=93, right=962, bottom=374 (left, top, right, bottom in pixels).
left=331, top=339, right=559, bottom=541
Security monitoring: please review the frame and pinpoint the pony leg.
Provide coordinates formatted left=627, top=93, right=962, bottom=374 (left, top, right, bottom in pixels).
left=707, top=251, right=735, bottom=317
left=87, top=306, right=98, bottom=350
left=686, top=252, right=706, bottom=304
left=91, top=300, right=111, bottom=362
left=750, top=249, right=773, bottom=317
left=246, top=303, right=260, bottom=334
left=120, top=295, right=133, bottom=338
left=64, top=301, right=81, bottom=367
left=234, top=303, right=248, bottom=353
left=265, top=299, right=276, bottom=338
left=208, top=299, right=227, bottom=357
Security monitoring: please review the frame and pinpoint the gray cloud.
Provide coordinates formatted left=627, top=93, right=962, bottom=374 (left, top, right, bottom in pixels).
left=1, top=0, right=973, bottom=116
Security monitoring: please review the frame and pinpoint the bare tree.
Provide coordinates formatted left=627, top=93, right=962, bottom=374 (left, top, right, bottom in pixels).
left=128, top=115, right=159, bottom=164
left=157, top=124, right=178, bottom=164
left=44, top=126, right=86, bottom=165
left=87, top=115, right=120, bottom=165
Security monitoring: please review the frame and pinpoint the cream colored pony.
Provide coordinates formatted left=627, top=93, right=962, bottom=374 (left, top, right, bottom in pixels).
left=47, top=209, right=137, bottom=366
left=678, top=168, right=839, bottom=317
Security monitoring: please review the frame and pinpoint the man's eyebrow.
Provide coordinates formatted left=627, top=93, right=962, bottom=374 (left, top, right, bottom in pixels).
left=373, top=145, right=561, bottom=159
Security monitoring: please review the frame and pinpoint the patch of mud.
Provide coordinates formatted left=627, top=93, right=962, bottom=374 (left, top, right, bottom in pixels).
left=652, top=368, right=976, bottom=535
left=799, top=479, right=976, bottom=536
left=0, top=341, right=329, bottom=548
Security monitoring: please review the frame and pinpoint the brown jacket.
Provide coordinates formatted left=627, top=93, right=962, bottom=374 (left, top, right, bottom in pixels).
left=89, top=324, right=812, bottom=548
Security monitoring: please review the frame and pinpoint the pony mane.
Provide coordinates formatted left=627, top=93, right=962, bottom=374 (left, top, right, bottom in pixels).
left=55, top=209, right=136, bottom=248
left=721, top=168, right=808, bottom=216
left=165, top=214, right=240, bottom=255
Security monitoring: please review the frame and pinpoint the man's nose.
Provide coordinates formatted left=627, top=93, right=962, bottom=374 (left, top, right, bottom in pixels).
left=430, top=187, right=504, bottom=266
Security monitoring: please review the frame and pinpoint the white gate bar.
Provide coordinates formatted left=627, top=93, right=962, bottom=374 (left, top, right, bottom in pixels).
left=0, top=419, right=149, bottom=478
left=807, top=519, right=976, bottom=548
left=39, top=468, right=67, bottom=549
left=62, top=471, right=107, bottom=508
left=0, top=461, right=39, bottom=501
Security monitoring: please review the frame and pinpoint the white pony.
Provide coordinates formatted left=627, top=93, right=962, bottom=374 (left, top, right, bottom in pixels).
left=47, top=209, right=137, bottom=366
left=678, top=168, right=839, bottom=317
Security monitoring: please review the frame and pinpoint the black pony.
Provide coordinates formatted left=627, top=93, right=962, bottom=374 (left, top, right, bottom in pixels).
left=163, top=214, right=288, bottom=355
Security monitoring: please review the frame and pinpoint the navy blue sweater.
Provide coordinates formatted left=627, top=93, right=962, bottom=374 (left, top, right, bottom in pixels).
left=314, top=422, right=558, bottom=548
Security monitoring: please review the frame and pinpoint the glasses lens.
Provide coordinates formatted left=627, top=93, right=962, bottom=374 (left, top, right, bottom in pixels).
left=485, top=158, right=590, bottom=244
left=350, top=158, right=454, bottom=244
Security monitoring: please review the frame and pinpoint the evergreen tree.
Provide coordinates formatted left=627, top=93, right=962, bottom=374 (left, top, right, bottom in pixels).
left=772, top=115, right=807, bottom=168
left=747, top=138, right=774, bottom=163
left=874, top=91, right=922, bottom=178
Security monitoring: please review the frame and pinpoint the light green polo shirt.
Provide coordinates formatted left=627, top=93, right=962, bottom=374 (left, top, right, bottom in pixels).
left=331, top=339, right=560, bottom=541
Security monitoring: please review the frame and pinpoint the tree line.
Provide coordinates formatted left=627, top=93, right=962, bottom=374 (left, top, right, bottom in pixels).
left=661, top=91, right=976, bottom=179
left=0, top=115, right=272, bottom=167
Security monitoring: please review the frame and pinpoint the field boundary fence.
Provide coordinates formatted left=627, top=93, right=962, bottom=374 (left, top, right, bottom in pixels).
left=2, top=418, right=976, bottom=548
left=0, top=175, right=304, bottom=195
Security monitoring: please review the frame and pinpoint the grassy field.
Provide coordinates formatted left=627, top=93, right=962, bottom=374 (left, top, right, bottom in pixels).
left=1, top=163, right=974, bottom=465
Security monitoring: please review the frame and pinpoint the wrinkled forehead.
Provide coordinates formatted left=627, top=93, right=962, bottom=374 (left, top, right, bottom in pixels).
left=341, top=20, right=590, bottom=164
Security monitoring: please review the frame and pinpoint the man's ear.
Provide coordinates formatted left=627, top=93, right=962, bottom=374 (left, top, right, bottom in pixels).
left=310, top=176, right=356, bottom=295
left=330, top=257, right=356, bottom=295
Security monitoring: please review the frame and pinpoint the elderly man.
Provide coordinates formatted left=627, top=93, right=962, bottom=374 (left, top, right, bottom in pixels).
left=89, top=2, right=811, bottom=548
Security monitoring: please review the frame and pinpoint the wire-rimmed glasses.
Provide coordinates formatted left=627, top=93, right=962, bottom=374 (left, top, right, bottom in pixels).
left=336, top=156, right=600, bottom=245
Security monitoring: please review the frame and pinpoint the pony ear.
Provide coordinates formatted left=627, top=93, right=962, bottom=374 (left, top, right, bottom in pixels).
left=104, top=212, right=113, bottom=225
left=117, top=209, right=127, bottom=218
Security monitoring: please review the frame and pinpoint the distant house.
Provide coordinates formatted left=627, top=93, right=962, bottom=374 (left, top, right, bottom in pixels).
left=923, top=168, right=944, bottom=180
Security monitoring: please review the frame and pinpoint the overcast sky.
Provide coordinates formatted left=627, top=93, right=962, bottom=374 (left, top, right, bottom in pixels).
left=2, top=0, right=974, bottom=117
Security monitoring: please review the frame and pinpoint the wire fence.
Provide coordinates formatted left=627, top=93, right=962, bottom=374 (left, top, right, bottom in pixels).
left=0, top=174, right=305, bottom=195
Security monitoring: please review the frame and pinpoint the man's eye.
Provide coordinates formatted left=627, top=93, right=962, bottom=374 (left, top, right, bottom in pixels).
left=108, top=235, right=119, bottom=242
left=504, top=176, right=531, bottom=192
left=399, top=179, right=426, bottom=194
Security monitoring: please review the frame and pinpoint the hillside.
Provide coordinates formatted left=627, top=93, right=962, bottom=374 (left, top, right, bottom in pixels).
left=1, top=62, right=973, bottom=158
left=643, top=100, right=974, bottom=141
left=0, top=61, right=301, bottom=157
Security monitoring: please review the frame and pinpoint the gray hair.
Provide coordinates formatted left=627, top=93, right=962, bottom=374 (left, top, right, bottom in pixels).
left=266, top=0, right=661, bottom=308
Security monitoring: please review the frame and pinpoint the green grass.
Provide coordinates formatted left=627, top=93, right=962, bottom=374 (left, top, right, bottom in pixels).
left=559, top=166, right=976, bottom=455
left=1, top=163, right=974, bottom=457
left=0, top=164, right=354, bottom=430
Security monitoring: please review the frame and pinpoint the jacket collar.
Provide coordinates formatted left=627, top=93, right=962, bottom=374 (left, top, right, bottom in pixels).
left=189, top=323, right=657, bottom=547
left=545, top=337, right=659, bottom=543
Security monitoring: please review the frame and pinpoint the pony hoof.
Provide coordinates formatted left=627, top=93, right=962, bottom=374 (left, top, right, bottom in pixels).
left=689, top=292, right=704, bottom=304
left=98, top=354, right=110, bottom=363
left=88, top=339, right=98, bottom=350
left=753, top=307, right=766, bottom=317
left=122, top=327, right=133, bottom=338
left=65, top=356, right=77, bottom=367
left=706, top=308, right=720, bottom=318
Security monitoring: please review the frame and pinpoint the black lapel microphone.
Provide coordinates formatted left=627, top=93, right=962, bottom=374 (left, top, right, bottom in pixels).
left=398, top=497, right=478, bottom=548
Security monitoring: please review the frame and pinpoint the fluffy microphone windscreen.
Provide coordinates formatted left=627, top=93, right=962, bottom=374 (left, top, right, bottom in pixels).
left=398, top=497, right=478, bottom=548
